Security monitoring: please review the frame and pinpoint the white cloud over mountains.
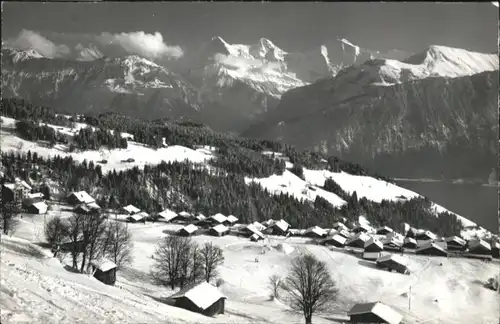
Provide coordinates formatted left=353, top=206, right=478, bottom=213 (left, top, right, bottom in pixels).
left=4, top=29, right=184, bottom=61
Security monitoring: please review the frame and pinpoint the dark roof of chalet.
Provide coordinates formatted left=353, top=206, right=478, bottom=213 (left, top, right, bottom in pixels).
left=348, top=301, right=403, bottom=324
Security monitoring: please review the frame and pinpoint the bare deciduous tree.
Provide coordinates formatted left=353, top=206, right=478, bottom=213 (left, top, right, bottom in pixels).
left=151, top=236, right=196, bottom=290
left=268, top=274, right=282, bottom=300
left=199, top=242, right=224, bottom=283
left=80, top=212, right=107, bottom=273
left=282, top=254, right=338, bottom=324
left=44, top=215, right=70, bottom=248
left=100, top=222, right=133, bottom=269
left=66, top=213, right=84, bottom=269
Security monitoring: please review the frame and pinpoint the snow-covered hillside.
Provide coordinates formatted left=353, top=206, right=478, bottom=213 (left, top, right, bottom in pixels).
left=0, top=115, right=492, bottom=239
left=3, top=204, right=499, bottom=324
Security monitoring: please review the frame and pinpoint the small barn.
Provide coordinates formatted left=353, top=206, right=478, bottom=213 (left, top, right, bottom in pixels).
left=415, top=230, right=437, bottom=242
left=126, top=212, right=147, bottom=223
left=266, top=219, right=290, bottom=236
left=26, top=201, right=48, bottom=214
left=194, top=214, right=207, bottom=222
left=323, top=234, right=347, bottom=248
left=224, top=215, right=239, bottom=226
left=345, top=232, right=370, bottom=249
left=178, top=211, right=193, bottom=221
left=467, top=239, right=492, bottom=256
left=364, top=237, right=384, bottom=253
left=74, top=203, right=100, bottom=215
left=209, top=224, right=229, bottom=237
left=67, top=191, right=95, bottom=206
left=376, top=254, right=409, bottom=274
left=209, top=213, right=228, bottom=225
left=304, top=226, right=327, bottom=239
left=416, top=242, right=448, bottom=257
left=337, top=229, right=351, bottom=239
left=169, top=281, right=226, bottom=316
left=121, top=204, right=141, bottom=215
left=178, top=224, right=199, bottom=237
left=347, top=301, right=403, bottom=324
left=90, top=258, right=117, bottom=286
left=376, top=226, right=394, bottom=235
left=403, top=237, right=418, bottom=249
left=158, top=209, right=178, bottom=222
left=445, top=236, right=467, bottom=251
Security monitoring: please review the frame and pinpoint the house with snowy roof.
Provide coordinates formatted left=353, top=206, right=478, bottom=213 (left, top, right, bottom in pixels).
left=376, top=254, right=409, bottom=274
left=224, top=215, right=238, bottom=226
left=415, top=230, right=437, bottom=242
left=67, top=191, right=95, bottom=205
left=26, top=201, right=48, bottom=214
left=323, top=234, right=347, bottom=248
left=347, top=301, right=403, bottom=324
left=304, top=226, right=328, bottom=239
left=90, top=258, right=117, bottom=285
left=126, top=211, right=148, bottom=223
left=332, top=222, right=348, bottom=231
left=157, top=209, right=178, bottom=222
left=209, top=224, right=229, bottom=237
left=178, top=224, right=199, bottom=237
left=416, top=242, right=447, bottom=257
left=121, top=204, right=141, bottom=215
left=169, top=281, right=226, bottom=316
left=364, top=237, right=384, bottom=253
left=345, top=232, right=370, bottom=249
left=2, top=178, right=32, bottom=201
left=445, top=236, right=467, bottom=251
left=265, top=219, right=290, bottom=236
left=402, top=237, right=418, bottom=249
left=242, top=224, right=265, bottom=240
left=466, top=239, right=492, bottom=257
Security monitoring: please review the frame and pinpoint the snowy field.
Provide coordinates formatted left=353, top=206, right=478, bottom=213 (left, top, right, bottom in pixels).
left=2, top=203, right=499, bottom=324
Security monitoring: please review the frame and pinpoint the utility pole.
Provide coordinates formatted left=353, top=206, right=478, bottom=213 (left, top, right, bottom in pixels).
left=408, top=286, right=412, bottom=311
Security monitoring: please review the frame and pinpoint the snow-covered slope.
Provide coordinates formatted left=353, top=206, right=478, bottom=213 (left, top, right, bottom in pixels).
left=4, top=208, right=499, bottom=324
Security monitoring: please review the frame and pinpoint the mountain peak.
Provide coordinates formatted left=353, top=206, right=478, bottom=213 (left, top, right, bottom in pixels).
left=2, top=47, right=44, bottom=63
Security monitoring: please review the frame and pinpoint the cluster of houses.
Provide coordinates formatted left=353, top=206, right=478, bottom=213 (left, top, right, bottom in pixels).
left=2, top=178, right=48, bottom=214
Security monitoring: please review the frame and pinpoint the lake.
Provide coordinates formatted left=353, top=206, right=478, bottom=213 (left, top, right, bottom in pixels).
left=395, top=179, right=498, bottom=233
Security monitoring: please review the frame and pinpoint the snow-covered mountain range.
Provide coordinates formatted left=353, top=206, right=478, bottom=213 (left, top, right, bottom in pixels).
left=243, top=45, right=499, bottom=181
left=1, top=36, right=412, bottom=133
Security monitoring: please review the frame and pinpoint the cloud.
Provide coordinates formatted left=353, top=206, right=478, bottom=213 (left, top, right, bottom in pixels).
left=5, top=30, right=184, bottom=61
left=8, top=29, right=70, bottom=58
left=96, top=31, right=184, bottom=59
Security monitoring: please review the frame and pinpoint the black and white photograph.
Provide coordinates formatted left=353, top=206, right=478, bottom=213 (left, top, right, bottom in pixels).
left=0, top=2, right=499, bottom=323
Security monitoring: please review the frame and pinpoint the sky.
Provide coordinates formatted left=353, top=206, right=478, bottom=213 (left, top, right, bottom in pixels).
left=2, top=2, right=498, bottom=60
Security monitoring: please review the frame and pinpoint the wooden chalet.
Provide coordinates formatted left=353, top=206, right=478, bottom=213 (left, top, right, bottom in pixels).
left=26, top=201, right=48, bottom=214
left=178, top=224, right=199, bottom=237
left=376, top=254, right=409, bottom=274
left=323, top=234, right=347, bottom=247
left=158, top=209, right=178, bottom=222
left=265, top=219, right=290, bottom=236
left=250, top=233, right=264, bottom=242
left=74, top=202, right=101, bottom=215
left=416, top=242, right=448, bottom=257
left=224, top=215, right=239, bottom=226
left=352, top=223, right=371, bottom=234
left=209, top=224, right=230, bottom=237
left=169, top=281, right=226, bottom=316
left=121, top=204, right=141, bottom=215
left=332, top=221, right=348, bottom=231
left=90, top=258, right=117, bottom=286
left=242, top=224, right=265, bottom=240
left=402, top=237, right=418, bottom=249
left=2, top=179, right=32, bottom=201
left=445, top=236, right=467, bottom=251
left=126, top=212, right=148, bottom=223
left=67, top=191, right=95, bottom=206
left=347, top=301, right=403, bottom=324
left=466, top=239, right=492, bottom=257
left=345, top=232, right=370, bottom=249
left=364, top=237, right=384, bottom=253
left=414, top=230, right=437, bottom=242
left=304, top=226, right=327, bottom=239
